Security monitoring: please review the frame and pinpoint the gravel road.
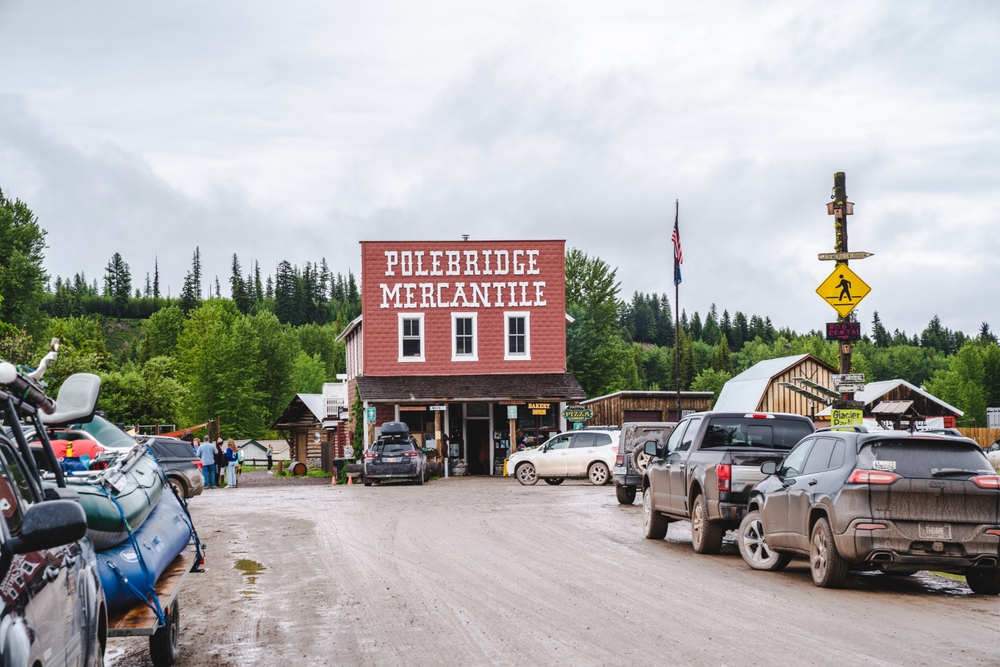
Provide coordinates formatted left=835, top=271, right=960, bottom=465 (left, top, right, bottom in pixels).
left=107, top=474, right=1000, bottom=667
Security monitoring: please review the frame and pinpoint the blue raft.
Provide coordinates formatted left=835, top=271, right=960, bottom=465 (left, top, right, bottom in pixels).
left=97, top=488, right=193, bottom=613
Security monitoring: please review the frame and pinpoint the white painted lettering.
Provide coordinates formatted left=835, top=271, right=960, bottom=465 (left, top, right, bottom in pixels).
left=519, top=282, right=531, bottom=306
left=452, top=282, right=471, bottom=307
left=481, top=250, right=493, bottom=275
left=446, top=251, right=461, bottom=276
left=507, top=282, right=518, bottom=306
left=513, top=250, right=525, bottom=275
left=419, top=283, right=435, bottom=308
left=494, top=250, right=509, bottom=275
left=464, top=250, right=480, bottom=275
left=430, top=251, right=444, bottom=276
left=384, top=251, right=398, bottom=276
left=526, top=250, right=540, bottom=275
left=380, top=283, right=401, bottom=308
left=414, top=251, right=428, bottom=276
left=400, top=251, right=413, bottom=276
left=533, top=281, right=546, bottom=306
left=472, top=283, right=491, bottom=307
left=403, top=283, right=417, bottom=308
left=437, top=282, right=450, bottom=305
left=492, top=282, right=507, bottom=305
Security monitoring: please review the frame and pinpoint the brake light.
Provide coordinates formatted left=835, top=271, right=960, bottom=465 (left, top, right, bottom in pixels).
left=972, top=475, right=1000, bottom=489
left=194, top=460, right=203, bottom=470
left=616, top=454, right=625, bottom=466
left=745, top=413, right=774, bottom=419
left=856, top=523, right=887, bottom=531
left=847, top=469, right=899, bottom=485
left=717, top=464, right=731, bottom=492
left=403, top=451, right=419, bottom=457
left=986, top=529, right=1000, bottom=537
left=364, top=451, right=377, bottom=459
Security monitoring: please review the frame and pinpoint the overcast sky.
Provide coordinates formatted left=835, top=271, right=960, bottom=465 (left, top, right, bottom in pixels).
left=0, top=1, right=997, bottom=337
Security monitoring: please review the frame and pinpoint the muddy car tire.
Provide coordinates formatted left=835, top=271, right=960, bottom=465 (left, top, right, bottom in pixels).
left=543, top=478, right=564, bottom=485
left=414, top=472, right=423, bottom=485
left=642, top=487, right=669, bottom=539
left=738, top=510, right=790, bottom=571
left=632, top=447, right=651, bottom=476
left=364, top=477, right=372, bottom=487
left=810, top=517, right=848, bottom=588
left=690, top=494, right=724, bottom=555
left=167, top=475, right=188, bottom=499
left=965, top=569, right=1000, bottom=595
left=516, top=463, right=538, bottom=486
left=588, top=462, right=610, bottom=486
left=616, top=484, right=636, bottom=505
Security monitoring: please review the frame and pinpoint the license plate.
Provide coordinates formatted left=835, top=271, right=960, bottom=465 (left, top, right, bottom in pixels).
left=918, top=523, right=952, bottom=540
left=385, top=457, right=399, bottom=463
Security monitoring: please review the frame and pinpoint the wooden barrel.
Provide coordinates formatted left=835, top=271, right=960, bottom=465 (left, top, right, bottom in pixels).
left=288, top=460, right=308, bottom=476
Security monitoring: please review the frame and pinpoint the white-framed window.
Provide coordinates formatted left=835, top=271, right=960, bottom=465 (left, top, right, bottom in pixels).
left=398, top=312, right=425, bottom=362
left=451, top=312, right=478, bottom=362
left=504, top=311, right=531, bottom=360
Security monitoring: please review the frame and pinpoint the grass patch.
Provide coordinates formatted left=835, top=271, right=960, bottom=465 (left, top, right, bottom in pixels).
left=305, top=469, right=335, bottom=478
left=930, top=571, right=966, bottom=581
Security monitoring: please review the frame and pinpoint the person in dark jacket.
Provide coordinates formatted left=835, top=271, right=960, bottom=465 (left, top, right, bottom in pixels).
left=214, top=439, right=227, bottom=487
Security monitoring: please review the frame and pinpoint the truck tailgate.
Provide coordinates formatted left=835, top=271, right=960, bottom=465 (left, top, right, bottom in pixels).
left=729, top=450, right=786, bottom=493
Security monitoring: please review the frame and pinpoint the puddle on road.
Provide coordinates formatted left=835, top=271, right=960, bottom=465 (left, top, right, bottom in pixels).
left=235, top=558, right=265, bottom=597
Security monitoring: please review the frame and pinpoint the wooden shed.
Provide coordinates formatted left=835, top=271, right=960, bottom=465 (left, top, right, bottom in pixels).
left=272, top=394, right=351, bottom=468
left=815, top=379, right=963, bottom=427
left=581, top=391, right=715, bottom=426
left=714, top=354, right=838, bottom=418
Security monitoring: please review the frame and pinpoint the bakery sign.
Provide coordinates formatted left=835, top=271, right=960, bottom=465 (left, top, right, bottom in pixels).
left=378, top=247, right=548, bottom=310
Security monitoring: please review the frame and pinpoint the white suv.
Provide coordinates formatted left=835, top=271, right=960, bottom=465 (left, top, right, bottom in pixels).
left=508, top=429, right=620, bottom=486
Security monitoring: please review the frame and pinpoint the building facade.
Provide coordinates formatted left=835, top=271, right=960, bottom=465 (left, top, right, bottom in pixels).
left=339, top=239, right=585, bottom=475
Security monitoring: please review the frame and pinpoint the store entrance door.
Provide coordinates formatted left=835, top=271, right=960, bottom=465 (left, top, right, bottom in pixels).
left=466, top=421, right=491, bottom=475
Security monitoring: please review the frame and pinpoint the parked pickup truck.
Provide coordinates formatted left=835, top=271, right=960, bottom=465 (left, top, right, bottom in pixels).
left=641, top=411, right=814, bottom=554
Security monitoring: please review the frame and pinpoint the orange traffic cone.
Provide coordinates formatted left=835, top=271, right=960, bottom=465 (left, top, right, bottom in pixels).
left=347, top=474, right=353, bottom=485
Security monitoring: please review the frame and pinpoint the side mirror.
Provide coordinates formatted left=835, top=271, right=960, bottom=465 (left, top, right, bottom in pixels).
left=7, top=501, right=87, bottom=555
left=644, top=440, right=659, bottom=457
left=760, top=461, right=777, bottom=475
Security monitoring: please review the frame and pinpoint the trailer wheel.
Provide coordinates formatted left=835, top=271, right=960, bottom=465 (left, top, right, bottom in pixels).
left=150, top=598, right=180, bottom=667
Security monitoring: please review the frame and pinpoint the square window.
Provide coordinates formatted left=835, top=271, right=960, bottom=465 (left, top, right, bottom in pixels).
left=504, top=312, right=530, bottom=360
left=398, top=313, right=425, bottom=362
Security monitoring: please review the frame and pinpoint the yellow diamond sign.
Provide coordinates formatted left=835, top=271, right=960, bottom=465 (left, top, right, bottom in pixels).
left=816, top=262, right=870, bottom=317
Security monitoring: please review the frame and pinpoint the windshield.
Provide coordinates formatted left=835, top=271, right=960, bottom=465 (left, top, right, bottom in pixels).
left=373, top=441, right=414, bottom=454
left=702, top=418, right=812, bottom=450
left=858, top=439, right=992, bottom=478
left=70, top=415, right=136, bottom=449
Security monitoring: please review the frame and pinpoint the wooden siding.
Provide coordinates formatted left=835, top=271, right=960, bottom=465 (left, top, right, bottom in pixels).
left=585, top=393, right=713, bottom=427
left=869, top=386, right=962, bottom=418
left=757, top=358, right=835, bottom=417
left=959, top=427, right=1000, bottom=448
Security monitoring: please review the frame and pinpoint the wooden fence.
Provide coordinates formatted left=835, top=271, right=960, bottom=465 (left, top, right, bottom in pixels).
left=958, top=427, right=1000, bottom=448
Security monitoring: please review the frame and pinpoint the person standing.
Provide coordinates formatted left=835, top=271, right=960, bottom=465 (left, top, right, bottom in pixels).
left=225, top=438, right=238, bottom=488
left=196, top=437, right=216, bottom=489
left=266, top=444, right=274, bottom=471
left=235, top=444, right=244, bottom=484
left=214, top=439, right=227, bottom=487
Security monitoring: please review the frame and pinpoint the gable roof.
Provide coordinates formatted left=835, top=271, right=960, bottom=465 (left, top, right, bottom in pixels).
left=714, top=354, right=825, bottom=412
left=815, top=379, right=964, bottom=417
left=335, top=315, right=363, bottom=343
left=272, top=394, right=325, bottom=427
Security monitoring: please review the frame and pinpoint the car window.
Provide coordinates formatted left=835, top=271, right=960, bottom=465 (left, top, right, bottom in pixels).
left=828, top=439, right=847, bottom=469
left=702, top=418, right=813, bottom=450
left=571, top=433, right=596, bottom=448
left=545, top=435, right=572, bottom=451
left=592, top=433, right=613, bottom=446
left=780, top=439, right=813, bottom=477
left=803, top=437, right=837, bottom=475
left=678, top=418, right=703, bottom=452
left=0, top=440, right=29, bottom=536
left=160, top=442, right=195, bottom=458
left=663, top=423, right=688, bottom=454
left=373, top=442, right=414, bottom=454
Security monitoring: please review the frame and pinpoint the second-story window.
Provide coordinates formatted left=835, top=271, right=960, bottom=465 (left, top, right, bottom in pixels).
left=399, top=313, right=425, bottom=362
left=505, top=312, right=530, bottom=360
left=452, top=312, right=478, bottom=361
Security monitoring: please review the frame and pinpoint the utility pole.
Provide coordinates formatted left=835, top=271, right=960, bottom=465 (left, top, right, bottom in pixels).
left=831, top=172, right=853, bottom=396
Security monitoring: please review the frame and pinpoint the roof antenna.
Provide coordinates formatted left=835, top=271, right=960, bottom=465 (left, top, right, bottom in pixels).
left=462, top=234, right=469, bottom=241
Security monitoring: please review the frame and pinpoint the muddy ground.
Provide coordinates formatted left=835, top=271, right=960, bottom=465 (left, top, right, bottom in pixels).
left=108, top=473, right=1000, bottom=667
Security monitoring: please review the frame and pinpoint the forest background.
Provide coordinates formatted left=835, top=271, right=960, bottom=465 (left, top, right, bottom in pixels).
left=2, top=187, right=999, bottom=438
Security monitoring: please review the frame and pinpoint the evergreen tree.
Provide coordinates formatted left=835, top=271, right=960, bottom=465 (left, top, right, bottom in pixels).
left=104, top=252, right=131, bottom=321
left=191, top=247, right=203, bottom=298
left=702, top=304, right=720, bottom=346
left=153, top=257, right=161, bottom=299
left=253, top=261, right=264, bottom=304
left=871, top=311, right=891, bottom=347
left=179, top=271, right=199, bottom=313
left=144, top=272, right=152, bottom=298
left=720, top=310, right=733, bottom=347
left=231, top=254, right=252, bottom=314
left=733, top=311, right=750, bottom=351
left=265, top=275, right=274, bottom=300
left=347, top=271, right=359, bottom=303
left=656, top=294, right=675, bottom=347
left=979, top=323, right=998, bottom=345
left=273, top=260, right=300, bottom=324
left=711, top=336, right=733, bottom=374
left=690, top=311, right=703, bottom=342
left=678, top=330, right=698, bottom=390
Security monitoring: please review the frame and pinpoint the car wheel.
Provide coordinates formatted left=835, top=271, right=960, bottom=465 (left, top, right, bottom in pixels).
left=415, top=470, right=424, bottom=485
left=642, top=487, right=669, bottom=539
left=588, top=462, right=610, bottom=486
left=690, top=493, right=724, bottom=554
left=965, top=569, right=1000, bottom=595
left=364, top=477, right=372, bottom=487
left=810, top=517, right=848, bottom=588
left=167, top=476, right=188, bottom=499
left=543, top=478, right=564, bottom=485
left=632, top=447, right=651, bottom=476
left=516, top=463, right=538, bottom=486
left=149, top=598, right=179, bottom=667
left=616, top=484, right=637, bottom=505
left=738, top=510, right=791, bottom=571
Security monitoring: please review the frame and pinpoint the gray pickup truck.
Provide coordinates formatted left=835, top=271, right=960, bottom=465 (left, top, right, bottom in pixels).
left=641, top=411, right=814, bottom=554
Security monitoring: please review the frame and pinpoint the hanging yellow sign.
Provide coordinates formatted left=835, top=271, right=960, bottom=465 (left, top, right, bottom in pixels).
left=816, top=262, right=871, bottom=317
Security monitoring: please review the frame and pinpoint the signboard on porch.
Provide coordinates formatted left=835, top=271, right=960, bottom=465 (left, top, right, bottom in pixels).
left=831, top=409, right=864, bottom=427
left=562, top=406, right=593, bottom=423
left=365, top=407, right=376, bottom=423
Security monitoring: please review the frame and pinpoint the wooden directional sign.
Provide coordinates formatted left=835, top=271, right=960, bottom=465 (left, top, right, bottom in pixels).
left=818, top=251, right=873, bottom=261
left=832, top=374, right=865, bottom=384
left=816, top=263, right=870, bottom=317
left=834, top=383, right=865, bottom=393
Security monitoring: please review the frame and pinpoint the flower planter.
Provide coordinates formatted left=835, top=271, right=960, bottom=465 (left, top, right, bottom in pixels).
left=450, top=465, right=468, bottom=477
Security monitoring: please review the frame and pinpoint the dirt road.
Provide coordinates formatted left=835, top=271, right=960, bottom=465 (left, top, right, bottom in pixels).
left=108, top=475, right=1000, bottom=667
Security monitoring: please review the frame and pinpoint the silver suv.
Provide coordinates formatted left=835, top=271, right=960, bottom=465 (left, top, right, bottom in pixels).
left=508, top=428, right=621, bottom=486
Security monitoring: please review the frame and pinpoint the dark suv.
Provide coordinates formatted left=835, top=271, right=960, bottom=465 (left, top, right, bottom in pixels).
left=739, top=427, right=1000, bottom=593
left=363, top=422, right=428, bottom=486
left=142, top=436, right=204, bottom=499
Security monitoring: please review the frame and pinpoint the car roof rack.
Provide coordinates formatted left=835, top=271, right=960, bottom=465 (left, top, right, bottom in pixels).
left=815, top=425, right=869, bottom=433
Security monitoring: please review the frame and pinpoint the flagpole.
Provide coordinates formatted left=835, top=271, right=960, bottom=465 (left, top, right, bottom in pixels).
left=674, top=199, right=680, bottom=419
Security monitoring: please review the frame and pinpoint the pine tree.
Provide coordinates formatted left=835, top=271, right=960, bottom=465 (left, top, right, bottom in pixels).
left=104, top=252, right=132, bottom=321
left=253, top=261, right=264, bottom=304
left=179, top=271, right=199, bottom=312
left=347, top=271, right=359, bottom=303
left=690, top=311, right=703, bottom=342
left=144, top=272, right=152, bottom=298
left=153, top=257, right=161, bottom=300
left=215, top=276, right=221, bottom=299
left=265, top=275, right=274, bottom=299
left=711, top=336, right=733, bottom=374
left=274, top=260, right=300, bottom=324
left=720, top=310, right=733, bottom=347
left=231, top=254, right=251, bottom=314
left=191, top=247, right=202, bottom=298
left=872, top=311, right=891, bottom=347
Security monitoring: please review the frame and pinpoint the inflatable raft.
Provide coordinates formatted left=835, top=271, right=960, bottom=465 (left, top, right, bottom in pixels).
left=98, top=488, right=194, bottom=613
left=64, top=445, right=165, bottom=550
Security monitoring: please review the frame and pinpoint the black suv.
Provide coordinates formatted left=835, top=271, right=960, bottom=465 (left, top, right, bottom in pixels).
left=739, top=427, right=1000, bottom=593
left=143, top=436, right=204, bottom=499
left=363, top=422, right=428, bottom=486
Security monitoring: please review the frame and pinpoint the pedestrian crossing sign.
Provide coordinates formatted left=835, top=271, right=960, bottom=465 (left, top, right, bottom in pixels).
left=816, top=262, right=870, bottom=317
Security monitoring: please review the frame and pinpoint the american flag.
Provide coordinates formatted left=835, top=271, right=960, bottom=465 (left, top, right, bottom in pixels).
left=672, top=215, right=683, bottom=286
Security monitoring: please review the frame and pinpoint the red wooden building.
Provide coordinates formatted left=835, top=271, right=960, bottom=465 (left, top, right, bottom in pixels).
left=339, top=239, right=585, bottom=475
